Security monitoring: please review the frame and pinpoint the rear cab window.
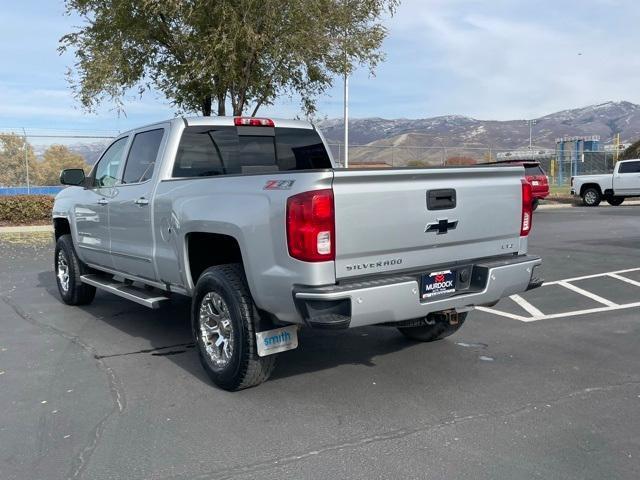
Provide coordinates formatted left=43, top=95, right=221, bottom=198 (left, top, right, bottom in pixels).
left=524, top=164, right=545, bottom=177
left=173, top=126, right=331, bottom=177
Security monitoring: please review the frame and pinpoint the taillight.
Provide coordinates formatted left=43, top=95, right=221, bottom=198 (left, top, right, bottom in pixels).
left=287, top=189, right=335, bottom=262
left=234, top=117, right=275, bottom=127
left=521, top=179, right=533, bottom=236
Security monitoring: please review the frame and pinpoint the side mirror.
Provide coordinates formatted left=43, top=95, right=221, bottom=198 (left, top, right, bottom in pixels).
left=60, top=168, right=86, bottom=186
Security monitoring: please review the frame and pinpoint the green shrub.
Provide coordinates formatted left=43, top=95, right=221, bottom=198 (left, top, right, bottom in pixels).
left=0, top=195, right=54, bottom=225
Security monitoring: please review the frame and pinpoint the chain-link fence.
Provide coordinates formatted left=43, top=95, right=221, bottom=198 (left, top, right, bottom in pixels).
left=0, top=128, right=621, bottom=195
left=328, top=144, right=620, bottom=186
left=0, top=128, right=116, bottom=195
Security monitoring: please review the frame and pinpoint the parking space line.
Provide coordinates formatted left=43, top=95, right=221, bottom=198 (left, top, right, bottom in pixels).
left=608, top=273, right=640, bottom=288
left=510, top=294, right=545, bottom=317
left=475, top=306, right=529, bottom=322
left=476, top=266, right=640, bottom=322
left=557, top=281, right=618, bottom=307
left=478, top=301, right=640, bottom=322
left=544, top=267, right=640, bottom=286
left=524, top=301, right=640, bottom=321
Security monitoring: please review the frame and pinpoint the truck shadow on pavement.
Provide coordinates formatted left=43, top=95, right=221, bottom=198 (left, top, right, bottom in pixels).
left=36, top=271, right=419, bottom=386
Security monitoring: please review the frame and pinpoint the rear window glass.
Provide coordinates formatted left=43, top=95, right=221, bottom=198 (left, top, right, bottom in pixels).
left=524, top=165, right=544, bottom=176
left=173, top=126, right=331, bottom=177
left=618, top=161, right=640, bottom=174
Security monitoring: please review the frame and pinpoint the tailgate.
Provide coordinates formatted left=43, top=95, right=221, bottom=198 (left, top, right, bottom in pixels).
left=332, top=166, right=524, bottom=279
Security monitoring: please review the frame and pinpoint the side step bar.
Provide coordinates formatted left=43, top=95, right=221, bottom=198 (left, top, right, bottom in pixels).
left=80, top=274, right=170, bottom=309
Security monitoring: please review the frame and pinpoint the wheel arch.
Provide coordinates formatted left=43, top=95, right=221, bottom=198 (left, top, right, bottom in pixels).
left=53, top=216, right=71, bottom=240
left=185, top=231, right=249, bottom=291
left=579, top=183, right=602, bottom=197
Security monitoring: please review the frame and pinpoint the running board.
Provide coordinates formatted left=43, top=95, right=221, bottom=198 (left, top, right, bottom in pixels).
left=80, top=274, right=170, bottom=309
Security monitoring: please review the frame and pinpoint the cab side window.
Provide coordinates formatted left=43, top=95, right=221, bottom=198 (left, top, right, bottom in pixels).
left=92, top=137, right=128, bottom=188
left=122, top=129, right=164, bottom=184
left=618, top=161, right=640, bottom=174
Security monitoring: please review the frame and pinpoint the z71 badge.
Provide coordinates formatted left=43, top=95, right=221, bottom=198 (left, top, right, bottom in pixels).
left=264, top=179, right=295, bottom=190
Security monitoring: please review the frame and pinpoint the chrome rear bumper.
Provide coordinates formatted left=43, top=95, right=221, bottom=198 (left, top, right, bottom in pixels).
left=294, top=255, right=542, bottom=328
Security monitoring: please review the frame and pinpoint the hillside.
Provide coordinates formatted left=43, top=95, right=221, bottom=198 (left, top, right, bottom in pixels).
left=318, top=101, right=640, bottom=166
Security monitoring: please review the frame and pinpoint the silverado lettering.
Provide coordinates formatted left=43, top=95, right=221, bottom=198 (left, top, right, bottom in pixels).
left=345, top=259, right=403, bottom=271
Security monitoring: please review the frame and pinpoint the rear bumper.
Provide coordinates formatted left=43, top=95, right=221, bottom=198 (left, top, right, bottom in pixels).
left=294, top=255, right=542, bottom=328
left=534, top=191, right=549, bottom=200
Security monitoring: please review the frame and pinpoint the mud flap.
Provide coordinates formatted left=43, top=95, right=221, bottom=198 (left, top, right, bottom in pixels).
left=256, top=325, right=299, bottom=357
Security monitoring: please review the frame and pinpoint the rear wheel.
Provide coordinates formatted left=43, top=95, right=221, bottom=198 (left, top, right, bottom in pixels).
left=54, top=234, right=96, bottom=305
left=532, top=198, right=540, bottom=211
left=192, top=264, right=276, bottom=391
left=606, top=196, right=624, bottom=206
left=582, top=188, right=601, bottom=207
left=397, top=313, right=467, bottom=342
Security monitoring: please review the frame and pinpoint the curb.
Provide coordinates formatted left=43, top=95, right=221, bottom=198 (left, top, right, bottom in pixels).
left=0, top=225, right=53, bottom=233
left=538, top=200, right=640, bottom=210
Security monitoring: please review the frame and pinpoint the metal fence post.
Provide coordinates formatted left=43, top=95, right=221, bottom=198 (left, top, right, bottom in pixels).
left=22, top=127, right=30, bottom=193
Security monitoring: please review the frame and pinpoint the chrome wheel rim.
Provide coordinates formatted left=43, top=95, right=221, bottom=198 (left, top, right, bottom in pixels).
left=585, top=191, right=597, bottom=204
left=198, top=292, right=234, bottom=369
left=57, top=250, right=70, bottom=293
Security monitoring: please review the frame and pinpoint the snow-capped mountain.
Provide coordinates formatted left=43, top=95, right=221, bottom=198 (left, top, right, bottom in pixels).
left=318, top=101, right=640, bottom=155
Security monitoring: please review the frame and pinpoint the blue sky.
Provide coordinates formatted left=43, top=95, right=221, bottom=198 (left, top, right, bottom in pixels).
left=0, top=0, right=638, bottom=133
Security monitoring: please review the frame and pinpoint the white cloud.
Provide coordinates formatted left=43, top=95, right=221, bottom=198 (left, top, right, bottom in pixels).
left=343, top=0, right=640, bottom=119
left=2, top=0, right=640, bottom=127
left=0, top=82, right=174, bottom=131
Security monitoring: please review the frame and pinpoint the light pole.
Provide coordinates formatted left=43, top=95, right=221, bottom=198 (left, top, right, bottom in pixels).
left=528, top=119, right=537, bottom=150
left=343, top=71, right=349, bottom=168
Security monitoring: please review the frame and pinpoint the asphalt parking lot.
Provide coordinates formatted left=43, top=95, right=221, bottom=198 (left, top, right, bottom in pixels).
left=1, top=206, right=639, bottom=480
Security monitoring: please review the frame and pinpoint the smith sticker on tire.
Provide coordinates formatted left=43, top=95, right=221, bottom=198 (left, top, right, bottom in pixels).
left=256, top=325, right=298, bottom=357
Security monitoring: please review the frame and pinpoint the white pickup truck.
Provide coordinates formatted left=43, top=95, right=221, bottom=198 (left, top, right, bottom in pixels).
left=571, top=159, right=640, bottom=206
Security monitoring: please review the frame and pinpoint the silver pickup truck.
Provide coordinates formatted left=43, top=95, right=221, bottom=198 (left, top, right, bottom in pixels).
left=53, top=116, right=542, bottom=390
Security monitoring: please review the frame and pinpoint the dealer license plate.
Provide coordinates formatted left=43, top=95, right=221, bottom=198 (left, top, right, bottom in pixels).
left=421, top=270, right=457, bottom=299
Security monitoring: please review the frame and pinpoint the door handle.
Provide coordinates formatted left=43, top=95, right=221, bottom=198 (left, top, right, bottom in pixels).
left=97, top=198, right=108, bottom=205
left=135, top=197, right=149, bottom=206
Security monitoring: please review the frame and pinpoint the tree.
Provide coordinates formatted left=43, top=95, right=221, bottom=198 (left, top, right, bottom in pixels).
left=60, top=0, right=398, bottom=117
left=620, top=138, right=640, bottom=161
left=0, top=134, right=38, bottom=187
left=33, top=145, right=89, bottom=186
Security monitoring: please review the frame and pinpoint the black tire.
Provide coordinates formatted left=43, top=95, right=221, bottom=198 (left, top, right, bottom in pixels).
left=192, top=264, right=276, bottom=391
left=54, top=234, right=96, bottom=305
left=606, top=196, right=624, bottom=206
left=532, top=198, right=539, bottom=211
left=582, top=187, right=601, bottom=207
left=398, top=313, right=467, bottom=342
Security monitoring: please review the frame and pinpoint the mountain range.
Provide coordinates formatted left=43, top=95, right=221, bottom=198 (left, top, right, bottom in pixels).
left=317, top=101, right=640, bottom=165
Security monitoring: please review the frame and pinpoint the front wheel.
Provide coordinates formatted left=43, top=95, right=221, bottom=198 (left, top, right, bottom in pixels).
left=55, top=234, right=96, bottom=305
left=606, top=196, right=624, bottom=206
left=398, top=313, right=467, bottom=342
left=192, top=264, right=276, bottom=391
left=582, top=188, right=601, bottom=207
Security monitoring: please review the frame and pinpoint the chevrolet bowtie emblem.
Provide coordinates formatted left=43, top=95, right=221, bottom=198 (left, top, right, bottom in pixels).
left=425, top=219, right=458, bottom=234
